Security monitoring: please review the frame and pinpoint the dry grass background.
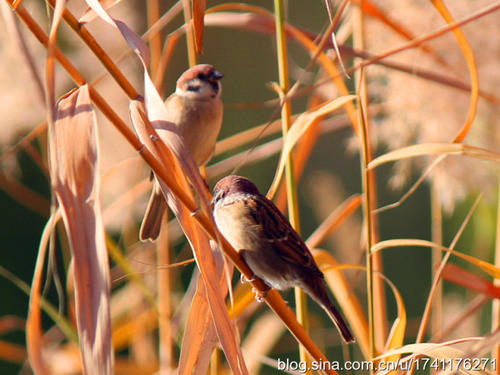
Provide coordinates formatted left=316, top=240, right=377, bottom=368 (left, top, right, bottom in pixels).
left=1, top=0, right=500, bottom=374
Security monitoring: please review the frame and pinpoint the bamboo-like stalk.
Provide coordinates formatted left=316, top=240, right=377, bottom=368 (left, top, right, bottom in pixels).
left=357, top=89, right=376, bottom=361
left=273, top=0, right=310, bottom=368
left=430, top=180, right=443, bottom=347
left=352, top=1, right=386, bottom=357
left=182, top=0, right=197, bottom=66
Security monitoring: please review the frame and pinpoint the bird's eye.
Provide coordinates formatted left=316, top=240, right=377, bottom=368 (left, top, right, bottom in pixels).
left=197, top=73, right=206, bottom=79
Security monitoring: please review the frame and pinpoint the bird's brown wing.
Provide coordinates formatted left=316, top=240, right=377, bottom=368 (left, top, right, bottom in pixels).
left=247, top=194, right=323, bottom=277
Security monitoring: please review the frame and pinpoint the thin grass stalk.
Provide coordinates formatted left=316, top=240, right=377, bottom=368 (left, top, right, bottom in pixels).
left=182, top=0, right=197, bottom=66
left=353, top=1, right=386, bottom=355
left=493, top=172, right=500, bottom=367
left=147, top=0, right=162, bottom=77
left=273, top=0, right=309, bottom=368
left=158, top=212, right=174, bottom=374
left=357, top=88, right=376, bottom=362
left=430, top=180, right=443, bottom=347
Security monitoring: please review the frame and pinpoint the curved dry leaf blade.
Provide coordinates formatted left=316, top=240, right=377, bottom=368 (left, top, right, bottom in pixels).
left=374, top=338, right=486, bottom=375
left=179, top=246, right=234, bottom=374
left=193, top=0, right=206, bottom=53
left=442, top=263, right=500, bottom=299
left=179, top=213, right=248, bottom=375
left=267, top=95, right=356, bottom=198
left=430, top=0, right=479, bottom=143
left=178, top=277, right=217, bottom=375
left=372, top=239, right=500, bottom=279
left=26, top=214, right=58, bottom=375
left=379, top=273, right=406, bottom=364
left=368, top=143, right=500, bottom=170
left=49, top=85, right=113, bottom=375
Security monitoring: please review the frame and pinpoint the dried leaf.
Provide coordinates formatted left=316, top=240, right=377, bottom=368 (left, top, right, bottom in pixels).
left=430, top=0, right=479, bottom=143
left=372, top=239, right=500, bottom=279
left=368, top=143, right=500, bottom=170
left=49, top=85, right=113, bottom=375
left=178, top=277, right=218, bottom=375
left=375, top=338, right=487, bottom=375
left=442, top=264, right=500, bottom=299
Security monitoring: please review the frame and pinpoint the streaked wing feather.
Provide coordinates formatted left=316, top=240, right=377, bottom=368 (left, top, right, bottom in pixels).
left=248, top=195, right=322, bottom=276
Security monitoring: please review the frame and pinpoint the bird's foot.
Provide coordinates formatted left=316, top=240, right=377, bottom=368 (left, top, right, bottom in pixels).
left=240, top=273, right=256, bottom=284
left=252, top=287, right=268, bottom=303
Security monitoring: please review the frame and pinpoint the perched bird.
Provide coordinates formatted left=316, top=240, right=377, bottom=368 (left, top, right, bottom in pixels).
left=212, top=175, right=354, bottom=343
left=140, top=64, right=224, bottom=241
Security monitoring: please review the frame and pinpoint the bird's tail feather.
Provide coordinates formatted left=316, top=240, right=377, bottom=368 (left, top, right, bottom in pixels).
left=304, top=279, right=355, bottom=343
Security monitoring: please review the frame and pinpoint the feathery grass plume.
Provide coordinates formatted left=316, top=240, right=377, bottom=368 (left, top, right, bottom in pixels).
left=366, top=0, right=500, bottom=211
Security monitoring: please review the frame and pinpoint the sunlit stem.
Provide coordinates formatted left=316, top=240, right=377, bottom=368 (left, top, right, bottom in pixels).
left=358, top=92, right=376, bottom=361
left=273, top=0, right=309, bottom=368
left=182, top=0, right=197, bottom=66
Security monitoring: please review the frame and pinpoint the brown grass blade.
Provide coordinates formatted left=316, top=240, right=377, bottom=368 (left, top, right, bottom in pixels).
left=368, top=143, right=500, bottom=170
left=374, top=338, right=487, bottom=375
left=179, top=244, right=234, bottom=374
left=26, top=213, right=58, bottom=375
left=192, top=0, right=206, bottom=53
left=372, top=239, right=500, bottom=279
left=442, top=264, right=500, bottom=300
left=178, top=276, right=218, bottom=375
left=174, top=212, right=247, bottom=375
left=49, top=85, right=113, bottom=374
left=430, top=0, right=479, bottom=143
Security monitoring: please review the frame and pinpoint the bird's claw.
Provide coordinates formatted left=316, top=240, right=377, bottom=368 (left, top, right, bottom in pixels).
left=240, top=273, right=255, bottom=284
left=252, top=287, right=268, bottom=303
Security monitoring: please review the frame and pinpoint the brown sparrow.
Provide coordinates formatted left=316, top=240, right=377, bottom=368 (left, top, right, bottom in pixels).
left=140, top=64, right=224, bottom=241
left=212, top=175, right=354, bottom=343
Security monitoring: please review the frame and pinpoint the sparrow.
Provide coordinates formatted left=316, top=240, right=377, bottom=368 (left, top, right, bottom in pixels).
left=140, top=64, right=224, bottom=241
left=212, top=175, right=354, bottom=343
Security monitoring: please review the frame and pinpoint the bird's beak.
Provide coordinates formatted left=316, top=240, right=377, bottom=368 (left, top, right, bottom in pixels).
left=210, top=70, right=223, bottom=81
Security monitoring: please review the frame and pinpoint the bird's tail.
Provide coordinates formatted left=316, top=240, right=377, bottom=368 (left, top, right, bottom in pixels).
left=140, top=183, right=167, bottom=242
left=304, top=279, right=355, bottom=344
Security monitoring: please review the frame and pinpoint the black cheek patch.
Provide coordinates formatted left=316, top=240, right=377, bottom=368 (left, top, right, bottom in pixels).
left=186, top=83, right=201, bottom=92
